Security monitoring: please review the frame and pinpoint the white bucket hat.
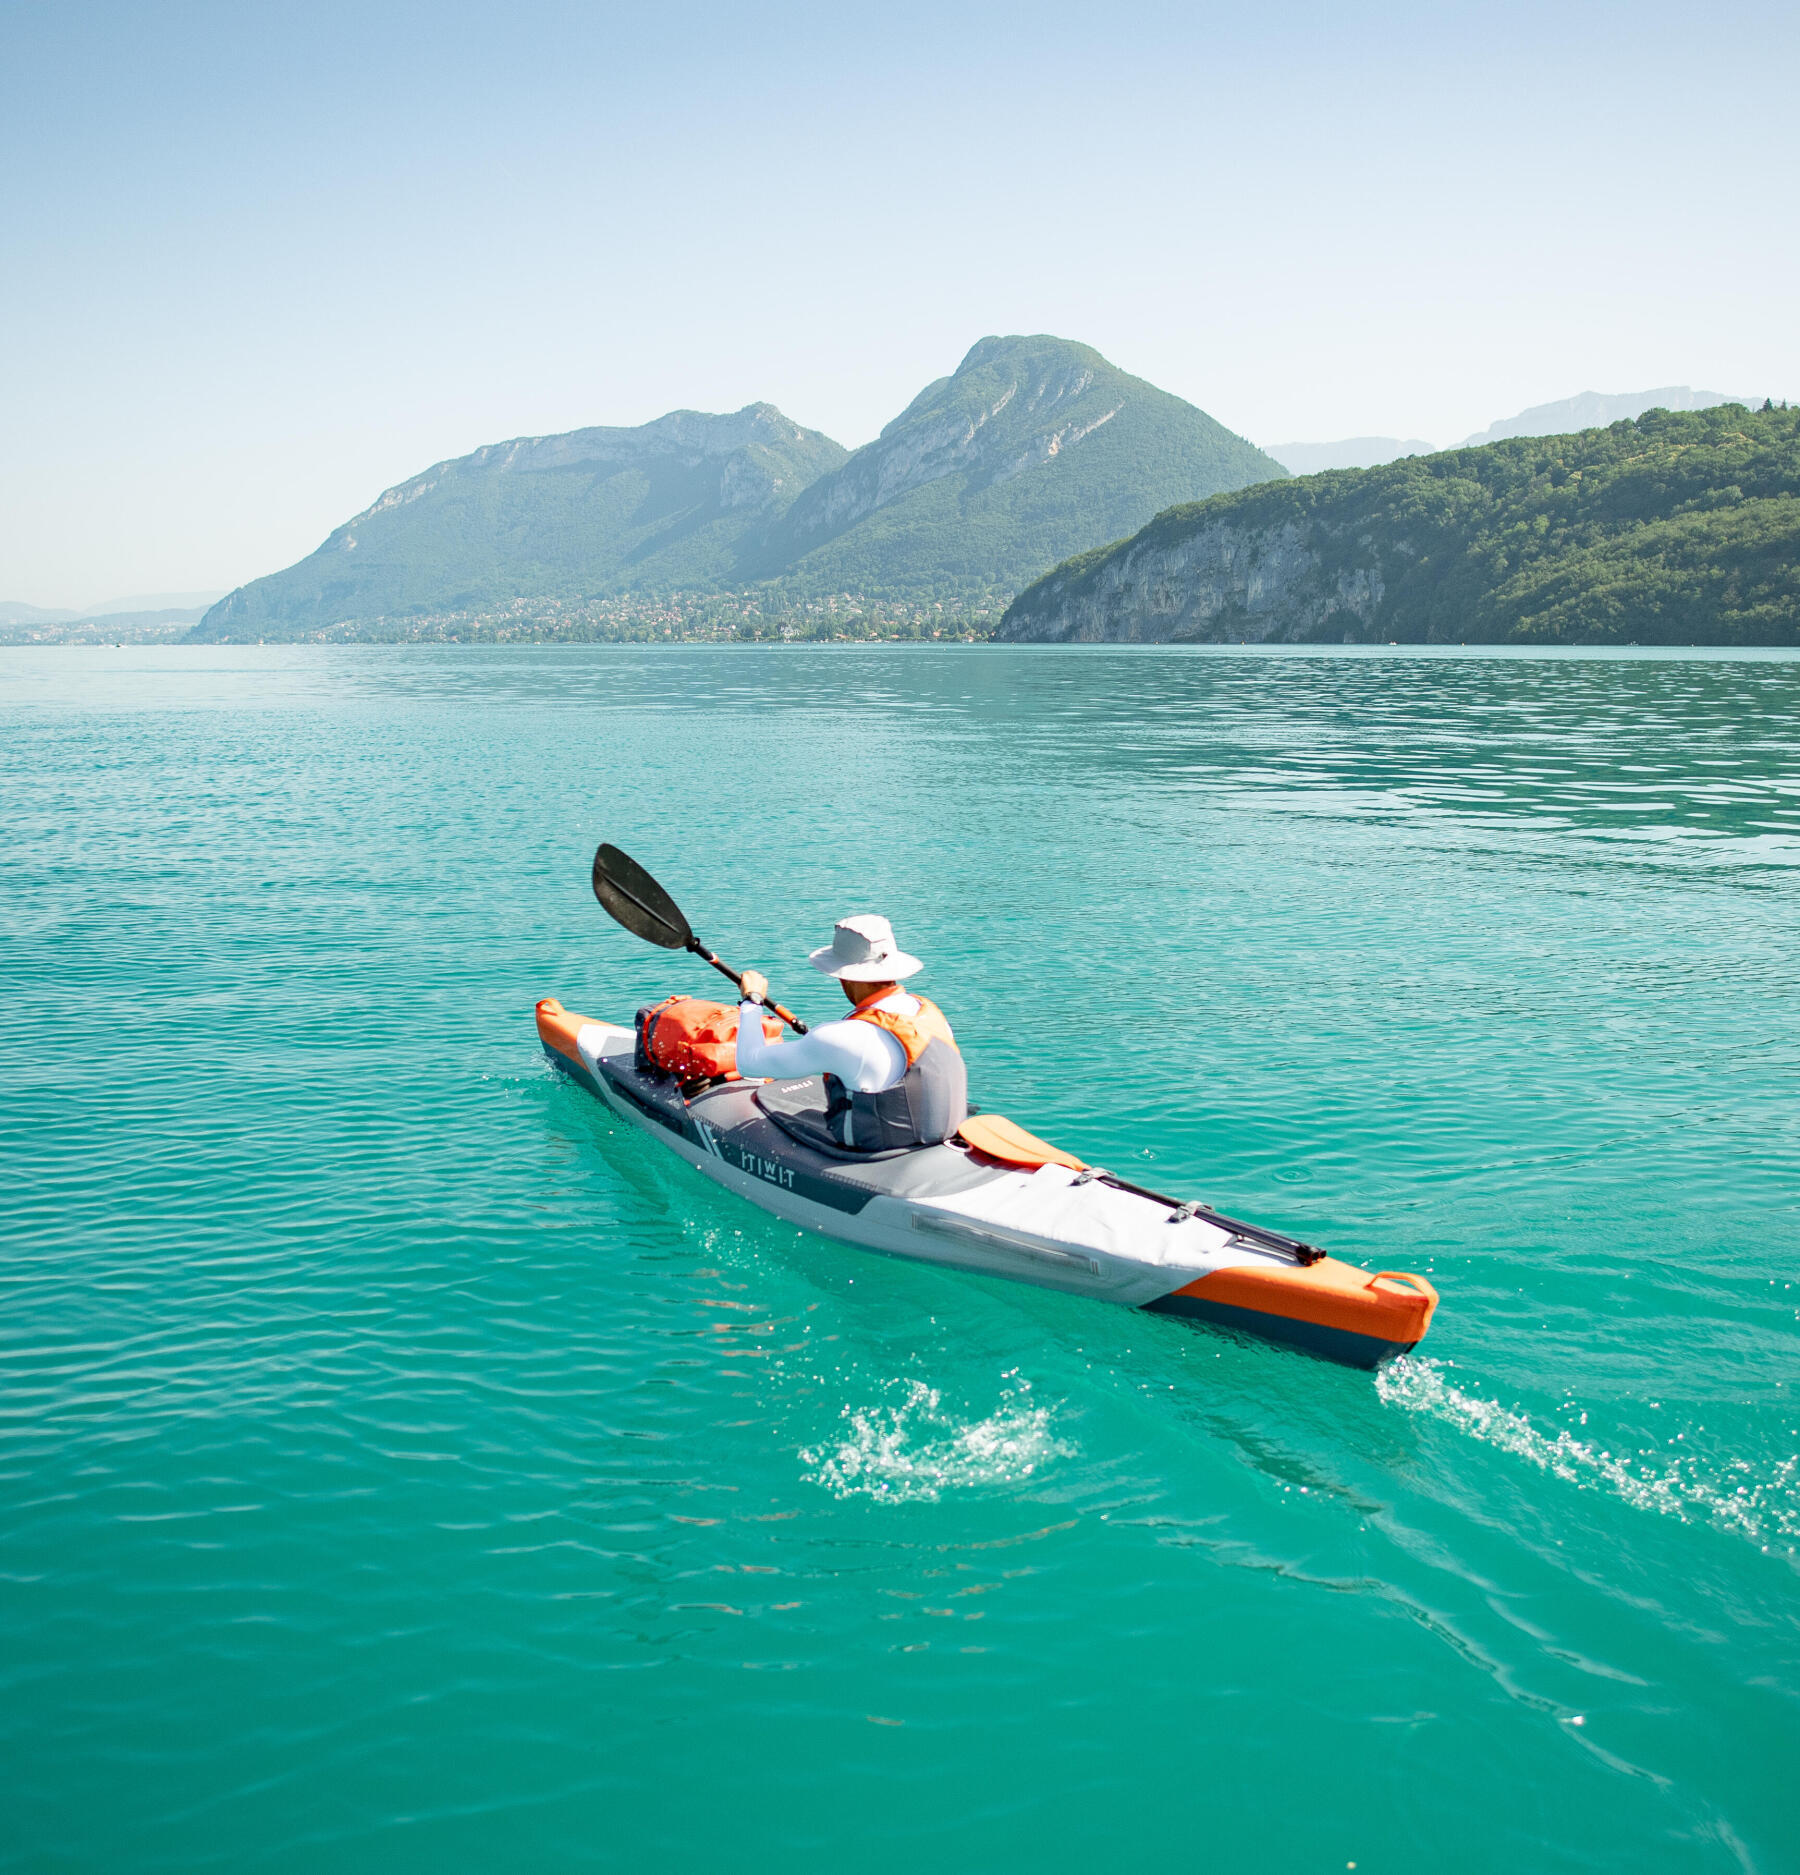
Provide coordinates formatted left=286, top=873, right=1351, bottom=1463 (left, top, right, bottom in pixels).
left=808, top=914, right=922, bottom=981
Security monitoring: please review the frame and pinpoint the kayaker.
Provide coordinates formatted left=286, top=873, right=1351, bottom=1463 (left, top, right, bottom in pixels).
left=735, top=914, right=968, bottom=1151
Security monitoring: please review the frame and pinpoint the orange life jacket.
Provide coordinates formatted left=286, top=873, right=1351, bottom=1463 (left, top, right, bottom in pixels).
left=832, top=990, right=967, bottom=1150
left=848, top=990, right=958, bottom=1064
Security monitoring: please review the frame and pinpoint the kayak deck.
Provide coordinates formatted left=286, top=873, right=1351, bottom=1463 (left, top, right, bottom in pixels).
left=536, top=997, right=1437, bottom=1369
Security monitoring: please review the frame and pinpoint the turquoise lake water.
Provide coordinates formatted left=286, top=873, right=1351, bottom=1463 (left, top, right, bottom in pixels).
left=3, top=644, right=1797, bottom=1873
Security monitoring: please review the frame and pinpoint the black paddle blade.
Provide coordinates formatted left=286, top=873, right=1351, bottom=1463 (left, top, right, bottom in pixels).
left=591, top=844, right=693, bottom=951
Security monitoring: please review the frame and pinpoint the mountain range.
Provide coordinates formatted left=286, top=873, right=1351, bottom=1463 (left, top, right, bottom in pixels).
left=195, top=337, right=1285, bottom=641
left=1265, top=388, right=1760, bottom=477
left=21, top=371, right=1778, bottom=647
left=0, top=590, right=224, bottom=628
left=1001, top=403, right=1800, bottom=646
left=1457, top=386, right=1754, bottom=448
left=1263, top=438, right=1437, bottom=475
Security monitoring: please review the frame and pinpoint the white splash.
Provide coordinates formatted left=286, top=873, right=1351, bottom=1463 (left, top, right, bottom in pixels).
left=801, top=1375, right=1075, bottom=1504
left=1377, top=1356, right=1798, bottom=1547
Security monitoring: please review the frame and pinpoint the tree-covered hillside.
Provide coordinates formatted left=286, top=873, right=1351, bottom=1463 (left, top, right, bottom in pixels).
left=1000, top=404, right=1800, bottom=645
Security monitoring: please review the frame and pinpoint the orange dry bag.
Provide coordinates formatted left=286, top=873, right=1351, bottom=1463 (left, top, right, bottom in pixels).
left=635, top=996, right=781, bottom=1085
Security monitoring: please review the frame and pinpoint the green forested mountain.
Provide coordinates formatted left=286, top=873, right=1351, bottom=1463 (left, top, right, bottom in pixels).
left=195, top=407, right=849, bottom=639
left=1000, top=404, right=1800, bottom=646
left=194, top=337, right=1284, bottom=640
left=751, top=335, right=1284, bottom=600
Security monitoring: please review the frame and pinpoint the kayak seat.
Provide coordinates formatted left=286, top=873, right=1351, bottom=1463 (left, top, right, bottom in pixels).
left=753, top=1078, right=931, bottom=1162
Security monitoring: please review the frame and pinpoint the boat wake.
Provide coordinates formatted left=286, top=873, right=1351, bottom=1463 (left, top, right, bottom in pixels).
left=801, top=1374, right=1075, bottom=1503
left=1377, top=1356, right=1798, bottom=1549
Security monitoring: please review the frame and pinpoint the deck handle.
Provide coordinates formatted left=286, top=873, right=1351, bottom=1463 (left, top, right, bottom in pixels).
left=1367, top=1270, right=1438, bottom=1303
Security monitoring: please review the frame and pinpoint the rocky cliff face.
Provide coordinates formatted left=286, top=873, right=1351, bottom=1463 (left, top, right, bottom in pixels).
left=999, top=511, right=1394, bottom=643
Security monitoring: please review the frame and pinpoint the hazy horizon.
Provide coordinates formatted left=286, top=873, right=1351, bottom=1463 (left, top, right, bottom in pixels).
left=3, top=0, right=1795, bottom=606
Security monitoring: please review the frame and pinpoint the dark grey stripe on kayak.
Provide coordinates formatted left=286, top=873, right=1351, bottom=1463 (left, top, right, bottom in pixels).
left=596, top=1057, right=1002, bottom=1214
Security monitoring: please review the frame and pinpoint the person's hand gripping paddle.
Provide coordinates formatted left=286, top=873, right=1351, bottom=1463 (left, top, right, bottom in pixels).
left=590, top=843, right=809, bottom=1034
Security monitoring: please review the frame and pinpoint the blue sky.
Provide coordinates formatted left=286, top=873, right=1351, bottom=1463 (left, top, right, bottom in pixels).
left=2, top=0, right=1795, bottom=605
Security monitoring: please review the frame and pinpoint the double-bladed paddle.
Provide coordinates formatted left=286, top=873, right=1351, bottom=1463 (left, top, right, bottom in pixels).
left=590, top=843, right=810, bottom=1034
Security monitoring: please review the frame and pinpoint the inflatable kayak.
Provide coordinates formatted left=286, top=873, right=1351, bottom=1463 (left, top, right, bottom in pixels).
left=536, top=997, right=1437, bottom=1369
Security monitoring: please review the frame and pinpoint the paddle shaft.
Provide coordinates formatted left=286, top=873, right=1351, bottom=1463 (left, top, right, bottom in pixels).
left=688, top=940, right=810, bottom=1036
left=590, top=847, right=810, bottom=1036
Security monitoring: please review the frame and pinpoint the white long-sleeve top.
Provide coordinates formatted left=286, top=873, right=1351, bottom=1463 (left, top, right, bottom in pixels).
left=734, top=991, right=912, bottom=1091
